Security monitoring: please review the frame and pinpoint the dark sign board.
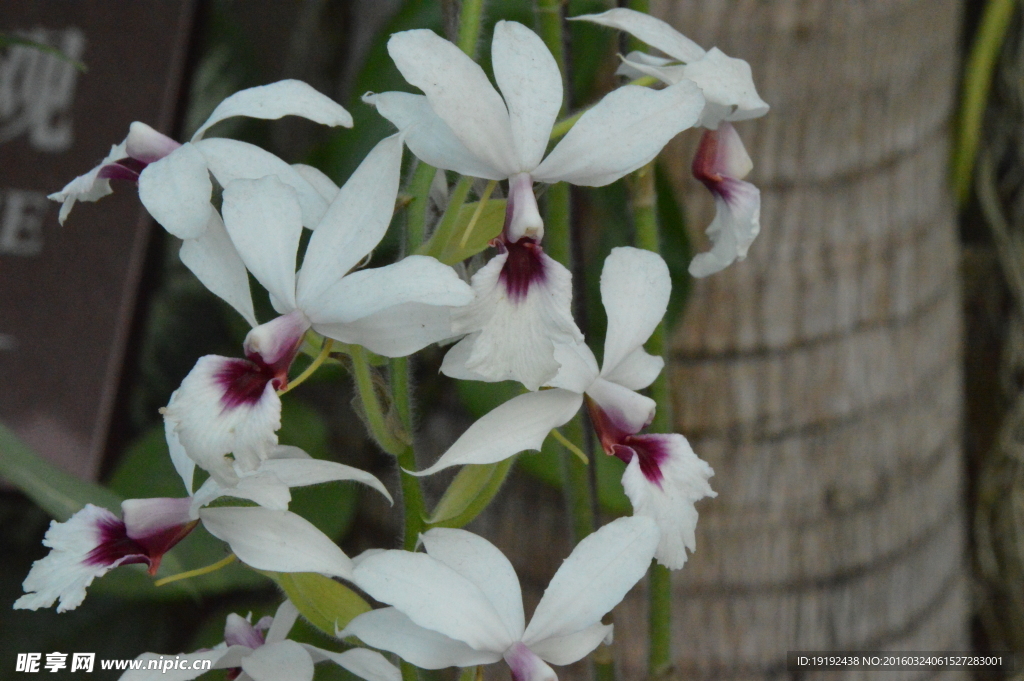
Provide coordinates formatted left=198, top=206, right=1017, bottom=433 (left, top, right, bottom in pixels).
left=0, top=2, right=195, bottom=480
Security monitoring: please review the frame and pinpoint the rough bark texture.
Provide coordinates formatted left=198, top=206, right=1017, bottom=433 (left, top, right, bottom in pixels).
left=652, top=0, right=970, bottom=678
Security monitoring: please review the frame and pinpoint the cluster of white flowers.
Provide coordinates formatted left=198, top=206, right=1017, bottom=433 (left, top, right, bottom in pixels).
left=19, top=10, right=766, bottom=681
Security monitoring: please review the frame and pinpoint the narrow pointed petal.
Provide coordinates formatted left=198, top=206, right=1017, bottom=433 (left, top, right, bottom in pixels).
left=222, top=176, right=302, bottom=311
left=178, top=211, right=257, bottom=327
left=682, top=48, right=769, bottom=125
left=194, top=138, right=329, bottom=228
left=340, top=608, right=502, bottom=669
left=421, top=528, right=526, bottom=638
left=297, top=134, right=403, bottom=304
left=256, top=458, right=393, bottom=503
left=364, top=92, right=503, bottom=180
left=547, top=342, right=601, bottom=394
left=15, top=505, right=145, bottom=612
left=241, top=640, right=314, bottom=681
left=689, top=182, right=760, bottom=278
left=200, top=507, right=354, bottom=580
left=492, top=21, right=562, bottom=170
left=48, top=141, right=127, bottom=225
left=165, top=418, right=196, bottom=495
left=163, top=355, right=283, bottom=485
left=305, top=255, right=472, bottom=325
left=353, top=550, right=515, bottom=653
left=189, top=474, right=291, bottom=515
left=303, top=647, right=401, bottom=681
left=619, top=434, right=716, bottom=569
left=504, top=642, right=557, bottom=681
left=138, top=143, right=214, bottom=239
left=534, top=80, right=704, bottom=187
left=192, top=80, right=352, bottom=141
left=528, top=622, right=614, bottom=666
left=599, top=247, right=670, bottom=378
left=586, top=377, right=656, bottom=435
left=291, top=164, right=339, bottom=203
left=415, top=389, right=583, bottom=476
left=615, top=51, right=686, bottom=84
left=522, top=516, right=659, bottom=646
left=314, top=302, right=459, bottom=358
left=600, top=347, right=663, bottom=391
left=387, top=29, right=517, bottom=176
left=126, top=122, right=181, bottom=163
left=119, top=650, right=225, bottom=681
left=570, top=8, right=705, bottom=63
left=211, top=645, right=253, bottom=670
left=225, top=613, right=267, bottom=648
left=446, top=247, right=583, bottom=391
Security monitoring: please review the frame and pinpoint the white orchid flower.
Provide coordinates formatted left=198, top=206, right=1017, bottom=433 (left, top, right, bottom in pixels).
left=366, top=20, right=704, bottom=390
left=50, top=81, right=353, bottom=325
left=14, top=434, right=390, bottom=613
left=119, top=600, right=400, bottom=681
left=415, top=247, right=715, bottom=568
left=573, top=8, right=767, bottom=277
left=162, top=134, right=473, bottom=485
left=342, top=516, right=659, bottom=681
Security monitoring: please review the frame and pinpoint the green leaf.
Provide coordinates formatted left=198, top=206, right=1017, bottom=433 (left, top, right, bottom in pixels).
left=0, top=32, right=88, bottom=71
left=272, top=572, right=371, bottom=636
left=426, top=458, right=515, bottom=528
left=428, top=199, right=507, bottom=265
left=0, top=422, right=122, bottom=521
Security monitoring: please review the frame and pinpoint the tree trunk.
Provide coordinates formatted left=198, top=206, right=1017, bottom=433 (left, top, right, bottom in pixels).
left=647, top=0, right=970, bottom=678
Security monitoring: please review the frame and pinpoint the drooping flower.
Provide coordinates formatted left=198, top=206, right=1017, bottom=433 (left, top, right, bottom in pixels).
left=573, top=8, right=768, bottom=277
left=119, top=600, right=400, bottom=681
left=342, top=516, right=660, bottom=681
left=413, top=247, right=715, bottom=568
left=50, top=80, right=355, bottom=326
left=162, top=134, right=473, bottom=484
left=366, top=20, right=704, bottom=389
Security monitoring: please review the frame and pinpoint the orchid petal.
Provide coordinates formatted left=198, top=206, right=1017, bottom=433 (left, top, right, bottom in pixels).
left=314, top=302, right=458, bottom=358
left=189, top=474, right=291, bottom=516
left=265, top=600, right=301, bottom=644
left=243, top=311, right=309, bottom=368
left=194, top=138, right=329, bottom=228
left=291, top=164, right=339, bottom=204
left=340, top=608, right=501, bottom=669
left=193, top=80, right=352, bottom=141
left=586, top=377, right=656, bottom=435
left=528, top=622, right=614, bottom=666
left=522, top=515, right=659, bottom=645
left=178, top=211, right=257, bottom=327
left=682, top=48, right=769, bottom=124
left=492, top=21, right=562, bottom=170
left=224, top=613, right=265, bottom=648
left=48, top=141, right=126, bottom=225
left=688, top=180, right=760, bottom=278
left=415, top=389, right=582, bottom=476
left=119, top=650, right=225, bottom=681
left=547, top=342, right=600, bottom=394
left=256, top=457, right=392, bottom=503
left=534, top=80, right=704, bottom=186
left=305, top=255, right=472, bottom=325
left=353, top=550, right=515, bottom=653
left=210, top=645, right=251, bottom=670
left=571, top=8, right=705, bottom=63
left=222, top=176, right=302, bottom=311
left=200, top=507, right=354, bottom=580
left=504, top=643, right=556, bottom=681
left=365, top=92, right=503, bottom=180
left=421, top=528, right=526, bottom=638
left=121, top=498, right=192, bottom=542
left=600, top=247, right=670, bottom=378
left=619, top=434, right=716, bottom=569
left=615, top=51, right=687, bottom=84
left=601, top=347, right=664, bottom=391
left=303, top=647, right=401, bottom=681
left=126, top=122, right=180, bottom=163
left=138, top=143, right=214, bottom=239
left=296, top=134, right=403, bottom=305
left=387, top=29, right=517, bottom=177
left=241, top=640, right=314, bottom=681
left=165, top=418, right=196, bottom=495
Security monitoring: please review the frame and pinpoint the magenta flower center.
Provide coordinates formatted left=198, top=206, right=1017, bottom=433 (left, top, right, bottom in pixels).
left=498, top=237, right=547, bottom=303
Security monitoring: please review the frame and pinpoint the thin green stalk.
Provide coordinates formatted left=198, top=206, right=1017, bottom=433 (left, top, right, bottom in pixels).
left=416, top=175, right=473, bottom=259
left=400, top=661, right=419, bottom=681
left=953, top=0, right=1018, bottom=205
left=558, top=414, right=594, bottom=542
left=630, top=161, right=673, bottom=674
left=390, top=356, right=426, bottom=549
left=626, top=0, right=650, bottom=54
left=351, top=347, right=407, bottom=455
left=535, top=0, right=567, bottom=76
left=457, top=0, right=486, bottom=58
left=407, top=163, right=437, bottom=251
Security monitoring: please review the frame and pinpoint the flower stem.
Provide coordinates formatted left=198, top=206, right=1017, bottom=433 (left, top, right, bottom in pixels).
left=154, top=554, right=236, bottom=587
left=390, top=356, right=426, bottom=550
left=559, top=414, right=594, bottom=543
left=551, top=428, right=588, bottom=464
left=629, top=160, right=674, bottom=675
left=351, top=346, right=408, bottom=456
left=406, top=163, right=437, bottom=251
left=279, top=338, right=334, bottom=396
left=456, top=0, right=487, bottom=58
left=417, top=175, right=473, bottom=260
left=459, top=180, right=497, bottom=249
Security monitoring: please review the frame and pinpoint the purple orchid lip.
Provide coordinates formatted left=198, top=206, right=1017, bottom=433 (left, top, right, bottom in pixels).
left=84, top=513, right=198, bottom=576
left=586, top=397, right=668, bottom=487
left=497, top=237, right=548, bottom=303
left=691, top=127, right=724, bottom=192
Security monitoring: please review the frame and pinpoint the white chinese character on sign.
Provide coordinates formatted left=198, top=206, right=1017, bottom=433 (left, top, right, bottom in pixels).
left=0, top=188, right=49, bottom=256
left=15, top=653, right=41, bottom=672
left=0, top=27, right=85, bottom=152
left=43, top=652, right=67, bottom=673
left=70, top=653, right=94, bottom=673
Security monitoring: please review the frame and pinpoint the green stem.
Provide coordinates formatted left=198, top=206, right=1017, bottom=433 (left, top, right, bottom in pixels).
left=417, top=175, right=473, bottom=260
left=536, top=0, right=567, bottom=77
left=390, top=356, right=426, bottom=549
left=456, top=0, right=486, bottom=58
left=406, top=162, right=437, bottom=251
left=630, top=161, right=673, bottom=674
left=953, top=0, right=1018, bottom=205
left=559, top=414, right=594, bottom=543
left=626, top=0, right=650, bottom=53
left=351, top=346, right=407, bottom=455
left=400, top=661, right=419, bottom=681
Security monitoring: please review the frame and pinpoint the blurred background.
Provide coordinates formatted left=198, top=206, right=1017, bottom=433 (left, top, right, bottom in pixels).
left=0, top=0, right=1017, bottom=679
